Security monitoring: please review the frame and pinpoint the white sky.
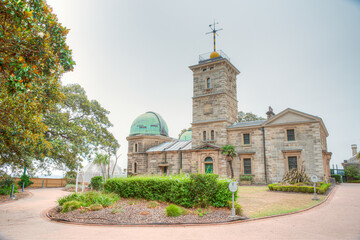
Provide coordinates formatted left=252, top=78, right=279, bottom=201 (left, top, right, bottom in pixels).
left=47, top=0, right=360, bottom=172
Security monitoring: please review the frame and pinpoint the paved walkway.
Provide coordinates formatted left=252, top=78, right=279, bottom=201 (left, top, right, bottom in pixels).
left=0, top=184, right=359, bottom=240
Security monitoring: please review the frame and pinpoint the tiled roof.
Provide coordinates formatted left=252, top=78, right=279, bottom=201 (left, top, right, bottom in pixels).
left=228, top=120, right=266, bottom=128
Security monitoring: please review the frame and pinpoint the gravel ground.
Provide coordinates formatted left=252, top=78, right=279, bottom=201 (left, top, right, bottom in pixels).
left=48, top=198, right=234, bottom=225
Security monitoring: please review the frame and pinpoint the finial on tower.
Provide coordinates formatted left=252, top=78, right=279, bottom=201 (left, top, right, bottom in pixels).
left=206, top=20, right=223, bottom=59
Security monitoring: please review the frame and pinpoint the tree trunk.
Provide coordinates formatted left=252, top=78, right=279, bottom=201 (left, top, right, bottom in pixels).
left=228, top=160, right=234, bottom=179
left=107, top=148, right=111, bottom=180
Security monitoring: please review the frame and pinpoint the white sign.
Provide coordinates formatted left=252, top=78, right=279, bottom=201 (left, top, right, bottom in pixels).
left=228, top=182, right=238, bottom=192
left=311, top=175, right=318, bottom=183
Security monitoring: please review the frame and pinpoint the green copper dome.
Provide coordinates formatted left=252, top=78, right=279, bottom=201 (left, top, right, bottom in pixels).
left=130, top=112, right=169, bottom=136
left=180, top=129, right=192, bottom=140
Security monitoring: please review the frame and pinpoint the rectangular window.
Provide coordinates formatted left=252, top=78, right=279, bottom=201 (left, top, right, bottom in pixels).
left=244, top=158, right=252, bottom=174
left=243, top=133, right=250, bottom=145
left=288, top=156, right=298, bottom=170
left=207, top=78, right=211, bottom=88
left=287, top=129, right=295, bottom=141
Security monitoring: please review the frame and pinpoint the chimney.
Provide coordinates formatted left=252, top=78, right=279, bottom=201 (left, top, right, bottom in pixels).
left=351, top=144, right=357, bottom=156
left=266, top=106, right=275, bottom=119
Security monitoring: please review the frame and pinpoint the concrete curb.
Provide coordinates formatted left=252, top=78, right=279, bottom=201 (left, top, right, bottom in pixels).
left=42, top=186, right=337, bottom=228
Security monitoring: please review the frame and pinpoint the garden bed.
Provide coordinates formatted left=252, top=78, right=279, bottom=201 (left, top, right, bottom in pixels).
left=48, top=197, right=239, bottom=225
left=0, top=191, right=31, bottom=204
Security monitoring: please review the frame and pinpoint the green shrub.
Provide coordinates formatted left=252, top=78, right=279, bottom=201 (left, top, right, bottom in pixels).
left=345, top=166, right=360, bottom=180
left=331, top=174, right=341, bottom=183
left=227, top=200, right=243, bottom=215
left=17, top=174, right=33, bottom=188
left=239, top=175, right=253, bottom=181
left=346, top=180, right=360, bottom=183
left=267, top=183, right=331, bottom=194
left=89, top=203, right=103, bottom=211
left=196, top=208, right=210, bottom=217
left=90, top=176, right=103, bottom=191
left=189, top=173, right=218, bottom=207
left=64, top=184, right=76, bottom=191
left=62, top=200, right=83, bottom=213
left=65, top=171, right=77, bottom=184
left=104, top=174, right=234, bottom=208
left=165, top=204, right=182, bottom=217
left=147, top=201, right=159, bottom=208
left=318, top=183, right=331, bottom=194
left=294, top=182, right=306, bottom=186
left=58, top=191, right=118, bottom=208
left=0, top=184, right=18, bottom=195
left=0, top=175, right=18, bottom=195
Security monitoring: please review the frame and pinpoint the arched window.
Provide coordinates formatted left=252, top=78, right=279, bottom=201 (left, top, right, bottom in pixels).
left=133, top=162, right=137, bottom=173
left=207, top=78, right=211, bottom=88
left=211, top=130, right=215, bottom=140
left=204, top=157, right=213, bottom=174
left=203, top=131, right=206, bottom=140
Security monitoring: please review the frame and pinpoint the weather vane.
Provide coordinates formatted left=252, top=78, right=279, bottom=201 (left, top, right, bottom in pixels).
left=206, top=20, right=223, bottom=52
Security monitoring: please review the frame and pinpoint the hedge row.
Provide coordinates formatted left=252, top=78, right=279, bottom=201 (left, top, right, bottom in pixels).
left=331, top=174, right=342, bottom=183
left=346, top=180, right=360, bottom=183
left=268, top=183, right=331, bottom=194
left=104, top=174, right=235, bottom=208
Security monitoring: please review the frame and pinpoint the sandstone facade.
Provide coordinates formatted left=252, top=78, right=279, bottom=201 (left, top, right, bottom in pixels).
left=127, top=53, right=332, bottom=183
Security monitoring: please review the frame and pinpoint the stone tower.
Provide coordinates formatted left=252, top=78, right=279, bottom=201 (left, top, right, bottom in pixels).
left=189, top=51, right=240, bottom=148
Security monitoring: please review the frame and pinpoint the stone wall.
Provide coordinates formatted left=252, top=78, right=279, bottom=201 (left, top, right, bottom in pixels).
left=127, top=135, right=173, bottom=174
left=227, top=127, right=265, bottom=183
left=227, top=122, right=326, bottom=183
left=192, top=121, right=230, bottom=149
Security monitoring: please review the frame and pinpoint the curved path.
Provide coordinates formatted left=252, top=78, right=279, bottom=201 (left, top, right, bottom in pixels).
left=0, top=184, right=359, bottom=240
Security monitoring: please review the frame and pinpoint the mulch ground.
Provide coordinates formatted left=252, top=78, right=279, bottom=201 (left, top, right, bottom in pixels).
left=48, top=198, right=236, bottom=225
left=0, top=191, right=31, bottom=204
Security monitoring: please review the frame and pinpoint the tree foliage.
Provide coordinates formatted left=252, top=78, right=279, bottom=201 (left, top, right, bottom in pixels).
left=0, top=0, right=75, bottom=169
left=41, top=84, right=119, bottom=171
left=345, top=165, right=360, bottom=180
left=238, top=111, right=265, bottom=122
left=0, top=0, right=75, bottom=93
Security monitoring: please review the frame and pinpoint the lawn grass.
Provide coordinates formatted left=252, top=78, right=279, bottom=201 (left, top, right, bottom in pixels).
left=237, top=186, right=326, bottom=218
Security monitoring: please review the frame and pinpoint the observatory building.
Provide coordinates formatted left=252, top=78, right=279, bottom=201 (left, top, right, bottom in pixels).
left=126, top=27, right=332, bottom=183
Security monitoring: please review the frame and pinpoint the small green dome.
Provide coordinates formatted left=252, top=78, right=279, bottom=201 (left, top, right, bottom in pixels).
left=130, top=112, right=169, bottom=136
left=180, top=129, right=192, bottom=140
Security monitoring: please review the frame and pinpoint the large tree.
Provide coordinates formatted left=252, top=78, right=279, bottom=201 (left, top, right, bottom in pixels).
left=40, top=84, right=119, bottom=171
left=0, top=0, right=75, bottom=169
left=238, top=111, right=265, bottom=122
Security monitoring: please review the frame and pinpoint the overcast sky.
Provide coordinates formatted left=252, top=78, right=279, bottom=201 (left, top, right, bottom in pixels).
left=47, top=0, right=360, bottom=171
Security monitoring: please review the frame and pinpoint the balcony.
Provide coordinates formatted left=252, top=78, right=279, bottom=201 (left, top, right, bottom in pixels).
left=198, top=50, right=230, bottom=64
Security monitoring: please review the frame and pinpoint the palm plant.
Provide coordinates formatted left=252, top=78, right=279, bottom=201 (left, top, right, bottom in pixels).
left=221, top=145, right=236, bottom=179
left=93, top=153, right=109, bottom=179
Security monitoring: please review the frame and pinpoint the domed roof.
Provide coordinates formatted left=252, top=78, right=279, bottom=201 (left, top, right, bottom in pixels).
left=179, top=129, right=192, bottom=141
left=130, top=111, right=169, bottom=136
left=210, top=51, right=220, bottom=59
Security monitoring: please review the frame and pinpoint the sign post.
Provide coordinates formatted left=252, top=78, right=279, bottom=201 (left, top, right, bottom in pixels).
left=10, top=185, right=15, bottom=199
left=228, top=181, right=238, bottom=217
left=311, top=175, right=319, bottom=201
